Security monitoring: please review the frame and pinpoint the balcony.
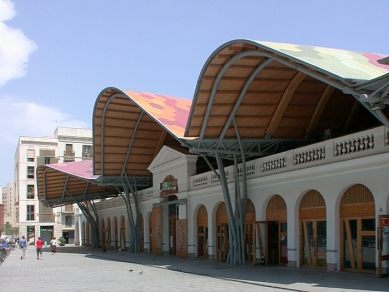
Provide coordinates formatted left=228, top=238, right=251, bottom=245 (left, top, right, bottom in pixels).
left=64, top=150, right=75, bottom=157
left=82, top=152, right=93, bottom=160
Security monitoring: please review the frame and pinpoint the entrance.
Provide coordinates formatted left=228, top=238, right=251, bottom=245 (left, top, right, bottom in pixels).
left=197, top=205, right=208, bottom=258
left=301, top=220, right=327, bottom=268
left=168, top=196, right=178, bottom=255
left=120, top=217, right=126, bottom=251
left=378, top=215, right=389, bottom=277
left=340, top=184, right=375, bottom=274
left=216, top=202, right=229, bottom=262
left=265, top=195, right=287, bottom=265
left=299, top=190, right=327, bottom=269
left=243, top=199, right=255, bottom=263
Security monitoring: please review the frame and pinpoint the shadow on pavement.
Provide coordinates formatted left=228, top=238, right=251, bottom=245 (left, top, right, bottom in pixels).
left=55, top=245, right=389, bottom=292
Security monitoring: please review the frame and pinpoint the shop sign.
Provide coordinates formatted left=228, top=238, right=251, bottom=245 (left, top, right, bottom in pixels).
left=160, top=179, right=178, bottom=197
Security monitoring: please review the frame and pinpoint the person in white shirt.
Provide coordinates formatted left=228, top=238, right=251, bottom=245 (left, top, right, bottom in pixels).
left=50, top=237, right=58, bottom=255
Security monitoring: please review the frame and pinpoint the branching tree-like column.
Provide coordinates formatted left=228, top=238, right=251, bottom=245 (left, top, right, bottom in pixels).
left=77, top=199, right=100, bottom=248
left=215, top=152, right=248, bottom=265
left=122, top=177, right=141, bottom=253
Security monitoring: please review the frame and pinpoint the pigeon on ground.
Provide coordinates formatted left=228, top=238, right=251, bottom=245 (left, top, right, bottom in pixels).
left=139, top=270, right=143, bottom=274
left=102, top=249, right=106, bottom=252
left=129, top=270, right=133, bottom=272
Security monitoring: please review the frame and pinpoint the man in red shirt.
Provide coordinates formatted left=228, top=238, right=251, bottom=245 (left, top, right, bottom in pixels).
left=35, top=237, right=43, bottom=260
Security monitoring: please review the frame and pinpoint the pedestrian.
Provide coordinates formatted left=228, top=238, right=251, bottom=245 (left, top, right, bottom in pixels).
left=19, top=235, right=27, bottom=259
left=1, top=239, right=9, bottom=252
left=50, top=237, right=57, bottom=255
left=35, top=237, right=43, bottom=260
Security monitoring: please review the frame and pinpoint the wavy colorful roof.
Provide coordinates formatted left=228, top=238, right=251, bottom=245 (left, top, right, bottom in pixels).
left=37, top=160, right=119, bottom=207
left=122, top=90, right=192, bottom=139
left=93, top=87, right=193, bottom=179
left=256, top=41, right=389, bottom=80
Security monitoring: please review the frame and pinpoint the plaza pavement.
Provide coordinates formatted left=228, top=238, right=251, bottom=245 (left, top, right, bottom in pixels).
left=1, top=245, right=389, bottom=291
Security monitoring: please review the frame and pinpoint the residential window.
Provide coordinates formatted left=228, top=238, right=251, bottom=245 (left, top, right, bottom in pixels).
left=64, top=144, right=74, bottom=157
left=27, top=166, right=34, bottom=179
left=65, top=216, right=72, bottom=226
left=82, top=145, right=93, bottom=157
left=27, top=205, right=35, bottom=220
left=27, top=185, right=35, bottom=199
left=27, top=149, right=35, bottom=162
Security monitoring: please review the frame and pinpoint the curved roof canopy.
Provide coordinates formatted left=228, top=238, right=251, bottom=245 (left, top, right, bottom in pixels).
left=185, top=39, right=389, bottom=159
left=93, top=88, right=193, bottom=186
left=37, top=160, right=119, bottom=207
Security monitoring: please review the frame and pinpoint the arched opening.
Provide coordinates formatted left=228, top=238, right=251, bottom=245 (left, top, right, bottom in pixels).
left=120, top=217, right=126, bottom=251
left=197, top=205, right=208, bottom=258
left=85, top=221, right=90, bottom=247
left=216, top=202, right=229, bottom=262
left=82, top=221, right=86, bottom=246
left=299, top=190, right=326, bottom=269
left=168, top=195, right=178, bottom=255
left=244, top=199, right=255, bottom=263
left=104, top=217, right=111, bottom=249
left=340, top=184, right=375, bottom=273
left=266, top=195, right=287, bottom=265
left=139, top=214, right=144, bottom=252
left=100, top=219, right=106, bottom=249
left=114, top=217, right=118, bottom=250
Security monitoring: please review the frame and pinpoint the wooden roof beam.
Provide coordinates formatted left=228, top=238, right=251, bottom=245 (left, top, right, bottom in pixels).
left=305, top=85, right=335, bottom=138
left=265, top=72, right=306, bottom=138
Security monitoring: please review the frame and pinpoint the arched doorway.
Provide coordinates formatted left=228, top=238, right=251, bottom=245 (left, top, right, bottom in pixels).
left=340, top=184, right=375, bottom=273
left=244, top=199, right=255, bottom=263
left=197, top=205, right=208, bottom=258
left=82, top=221, right=86, bottom=246
left=216, top=202, right=229, bottom=262
left=299, top=190, right=326, bottom=269
left=101, top=219, right=106, bottom=249
left=120, top=216, right=126, bottom=251
left=168, top=195, right=178, bottom=255
left=139, top=214, right=144, bottom=252
left=114, top=217, right=118, bottom=250
left=85, top=222, right=90, bottom=247
left=105, top=217, right=111, bottom=249
left=266, top=195, right=287, bottom=265
left=149, top=212, right=153, bottom=253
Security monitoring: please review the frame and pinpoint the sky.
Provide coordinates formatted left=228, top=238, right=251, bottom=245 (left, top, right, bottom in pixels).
left=0, top=0, right=388, bottom=186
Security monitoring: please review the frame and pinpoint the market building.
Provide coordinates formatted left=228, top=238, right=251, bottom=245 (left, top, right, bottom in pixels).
left=37, top=40, right=389, bottom=276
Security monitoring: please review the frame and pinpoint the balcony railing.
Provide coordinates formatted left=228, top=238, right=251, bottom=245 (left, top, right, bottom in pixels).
left=191, top=125, right=389, bottom=189
left=64, top=150, right=75, bottom=157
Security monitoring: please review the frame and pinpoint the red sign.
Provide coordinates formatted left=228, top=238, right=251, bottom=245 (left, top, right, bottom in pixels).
left=382, top=218, right=388, bottom=226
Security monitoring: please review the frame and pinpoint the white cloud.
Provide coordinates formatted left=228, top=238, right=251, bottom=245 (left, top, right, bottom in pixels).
left=0, top=96, right=90, bottom=144
left=0, top=0, right=37, bottom=86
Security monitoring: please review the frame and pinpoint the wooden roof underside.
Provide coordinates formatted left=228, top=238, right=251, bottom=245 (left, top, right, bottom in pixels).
left=93, top=88, right=189, bottom=180
left=185, top=41, right=388, bottom=143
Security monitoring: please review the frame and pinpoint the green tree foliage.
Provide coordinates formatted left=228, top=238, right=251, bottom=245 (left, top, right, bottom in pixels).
left=0, top=223, right=19, bottom=236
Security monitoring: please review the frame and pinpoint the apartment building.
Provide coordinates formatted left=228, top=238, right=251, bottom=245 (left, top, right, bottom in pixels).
left=15, top=127, right=92, bottom=245
left=1, top=183, right=18, bottom=228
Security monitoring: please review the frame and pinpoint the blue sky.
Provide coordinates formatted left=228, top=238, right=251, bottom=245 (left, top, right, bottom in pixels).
left=0, top=0, right=388, bottom=186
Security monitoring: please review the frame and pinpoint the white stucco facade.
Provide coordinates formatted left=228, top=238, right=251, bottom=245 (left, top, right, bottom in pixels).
left=74, top=125, right=389, bottom=274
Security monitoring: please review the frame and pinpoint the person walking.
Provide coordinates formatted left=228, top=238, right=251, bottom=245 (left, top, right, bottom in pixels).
left=50, top=237, right=57, bottom=255
left=19, top=236, right=27, bottom=259
left=35, top=237, right=43, bottom=260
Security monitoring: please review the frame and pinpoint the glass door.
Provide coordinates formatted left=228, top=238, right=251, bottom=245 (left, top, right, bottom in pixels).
left=253, top=221, right=266, bottom=265
left=378, top=215, right=389, bottom=277
left=216, top=223, right=229, bottom=262
left=342, top=218, right=375, bottom=273
left=280, top=222, right=288, bottom=265
left=301, top=220, right=326, bottom=268
left=197, top=225, right=208, bottom=258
